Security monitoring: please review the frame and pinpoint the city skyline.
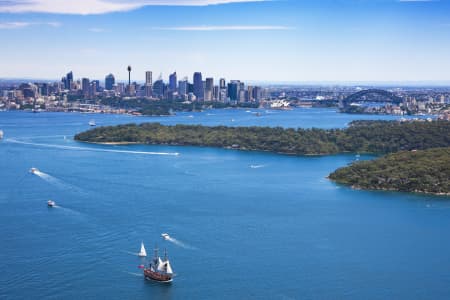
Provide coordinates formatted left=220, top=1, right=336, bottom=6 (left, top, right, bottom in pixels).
left=0, top=0, right=450, bottom=82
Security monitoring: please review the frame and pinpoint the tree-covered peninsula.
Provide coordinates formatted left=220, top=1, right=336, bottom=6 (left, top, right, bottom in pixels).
left=329, top=147, right=450, bottom=195
left=74, top=120, right=450, bottom=155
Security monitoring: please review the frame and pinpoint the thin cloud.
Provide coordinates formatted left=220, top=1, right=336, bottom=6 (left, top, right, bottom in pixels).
left=0, top=0, right=267, bottom=15
left=0, top=21, right=61, bottom=29
left=155, top=25, right=293, bottom=31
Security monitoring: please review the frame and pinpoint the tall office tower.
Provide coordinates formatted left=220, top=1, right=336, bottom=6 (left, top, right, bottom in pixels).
left=92, top=80, right=100, bottom=91
left=40, top=83, right=49, bottom=96
left=61, top=76, right=66, bottom=89
left=238, top=89, right=247, bottom=102
left=116, top=83, right=125, bottom=95
left=219, top=78, right=226, bottom=89
left=187, top=83, right=194, bottom=94
left=145, top=71, right=152, bottom=86
left=227, top=80, right=240, bottom=101
left=90, top=81, right=98, bottom=98
left=65, top=71, right=73, bottom=90
left=252, top=86, right=262, bottom=102
left=169, top=72, right=177, bottom=92
left=144, top=71, right=153, bottom=97
left=105, top=73, right=115, bottom=90
left=219, top=89, right=227, bottom=102
left=213, top=86, right=219, bottom=101
left=239, top=81, right=245, bottom=93
left=247, top=86, right=254, bottom=102
left=193, top=72, right=204, bottom=100
left=152, top=79, right=165, bottom=98
left=205, top=77, right=214, bottom=101
left=82, top=78, right=90, bottom=98
left=178, top=79, right=188, bottom=96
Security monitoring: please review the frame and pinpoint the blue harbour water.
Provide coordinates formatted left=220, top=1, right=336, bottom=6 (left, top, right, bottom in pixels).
left=0, top=109, right=449, bottom=299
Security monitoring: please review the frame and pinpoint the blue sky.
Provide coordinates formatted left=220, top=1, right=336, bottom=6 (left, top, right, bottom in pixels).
left=0, top=0, right=449, bottom=83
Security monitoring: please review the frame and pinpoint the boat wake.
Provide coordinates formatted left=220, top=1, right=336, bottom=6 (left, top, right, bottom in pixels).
left=124, top=271, right=143, bottom=277
left=165, top=236, right=196, bottom=250
left=250, top=164, right=265, bottom=169
left=31, top=170, right=85, bottom=194
left=6, top=138, right=179, bottom=156
left=121, top=250, right=140, bottom=256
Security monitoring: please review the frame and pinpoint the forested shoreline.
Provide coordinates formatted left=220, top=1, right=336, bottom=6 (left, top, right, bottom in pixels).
left=74, top=120, right=450, bottom=195
left=75, top=120, right=450, bottom=155
left=329, top=148, right=450, bottom=195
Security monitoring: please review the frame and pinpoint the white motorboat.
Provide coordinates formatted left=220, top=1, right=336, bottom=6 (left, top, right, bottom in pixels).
left=47, top=200, right=56, bottom=207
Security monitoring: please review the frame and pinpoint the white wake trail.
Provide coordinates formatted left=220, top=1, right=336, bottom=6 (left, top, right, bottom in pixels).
left=32, top=170, right=86, bottom=196
left=250, top=164, right=265, bottom=169
left=166, top=237, right=196, bottom=250
left=7, top=138, right=179, bottom=156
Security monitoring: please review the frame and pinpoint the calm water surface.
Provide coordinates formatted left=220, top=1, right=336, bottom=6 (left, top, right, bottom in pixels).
left=0, top=109, right=448, bottom=299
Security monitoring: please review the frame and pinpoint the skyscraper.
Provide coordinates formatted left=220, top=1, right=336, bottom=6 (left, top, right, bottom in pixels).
left=105, top=73, right=115, bottom=90
left=193, top=72, right=204, bottom=101
left=65, top=71, right=73, bottom=90
left=169, top=72, right=177, bottom=92
left=145, top=71, right=152, bottom=86
left=152, top=79, right=165, bottom=98
left=220, top=78, right=226, bottom=89
left=145, top=71, right=152, bottom=97
left=82, top=78, right=90, bottom=98
left=178, top=79, right=188, bottom=96
left=205, top=77, right=214, bottom=101
left=227, top=81, right=240, bottom=101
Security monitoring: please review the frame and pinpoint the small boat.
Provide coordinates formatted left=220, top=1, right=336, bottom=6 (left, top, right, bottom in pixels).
left=47, top=200, right=56, bottom=207
left=29, top=167, right=39, bottom=174
left=0, top=130, right=3, bottom=139
left=138, top=242, right=147, bottom=257
left=161, top=233, right=170, bottom=240
left=88, top=120, right=96, bottom=126
left=144, top=247, right=174, bottom=283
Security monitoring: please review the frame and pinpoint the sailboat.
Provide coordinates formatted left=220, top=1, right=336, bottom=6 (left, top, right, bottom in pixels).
left=138, top=242, right=147, bottom=257
left=143, top=247, right=174, bottom=283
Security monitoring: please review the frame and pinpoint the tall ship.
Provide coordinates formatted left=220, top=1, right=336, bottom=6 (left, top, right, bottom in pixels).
left=143, top=247, right=174, bottom=283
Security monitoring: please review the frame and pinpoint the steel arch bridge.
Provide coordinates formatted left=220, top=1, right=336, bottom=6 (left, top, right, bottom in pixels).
left=342, top=89, right=403, bottom=107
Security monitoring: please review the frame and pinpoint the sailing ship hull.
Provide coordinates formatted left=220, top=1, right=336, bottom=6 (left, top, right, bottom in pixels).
left=143, top=269, right=173, bottom=283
